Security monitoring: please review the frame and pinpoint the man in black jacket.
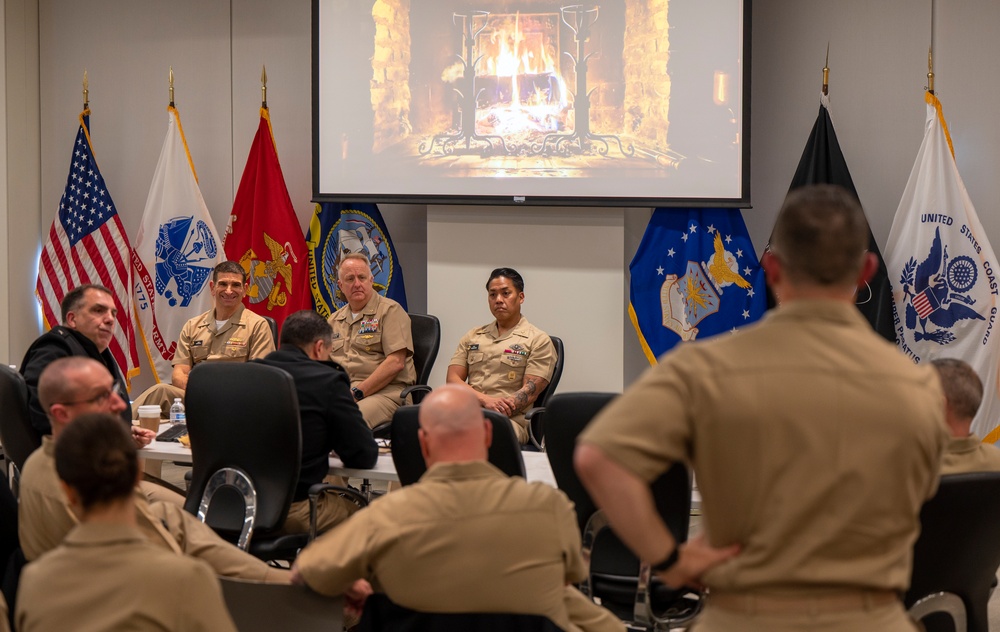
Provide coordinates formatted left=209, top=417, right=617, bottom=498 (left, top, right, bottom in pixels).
left=20, top=284, right=132, bottom=435
left=257, top=310, right=378, bottom=534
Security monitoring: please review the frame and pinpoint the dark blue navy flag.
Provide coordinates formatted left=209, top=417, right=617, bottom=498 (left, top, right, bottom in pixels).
left=629, top=209, right=766, bottom=364
left=307, top=202, right=408, bottom=316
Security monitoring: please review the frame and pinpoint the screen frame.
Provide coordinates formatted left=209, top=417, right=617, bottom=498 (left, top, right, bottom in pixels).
left=312, top=0, right=752, bottom=208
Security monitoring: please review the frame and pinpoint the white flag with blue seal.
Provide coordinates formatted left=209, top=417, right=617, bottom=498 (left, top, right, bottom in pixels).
left=885, top=91, right=1000, bottom=441
left=132, top=106, right=222, bottom=383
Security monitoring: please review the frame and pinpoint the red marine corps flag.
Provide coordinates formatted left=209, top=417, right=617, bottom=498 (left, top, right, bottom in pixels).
left=224, top=78, right=309, bottom=335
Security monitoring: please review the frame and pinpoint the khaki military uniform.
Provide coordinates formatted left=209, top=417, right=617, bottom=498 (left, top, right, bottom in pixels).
left=940, top=434, right=1000, bottom=475
left=16, top=523, right=237, bottom=632
left=17, top=438, right=287, bottom=582
left=132, top=304, right=275, bottom=416
left=297, top=460, right=623, bottom=632
left=328, top=292, right=415, bottom=428
left=580, top=301, right=948, bottom=632
left=449, top=316, right=556, bottom=443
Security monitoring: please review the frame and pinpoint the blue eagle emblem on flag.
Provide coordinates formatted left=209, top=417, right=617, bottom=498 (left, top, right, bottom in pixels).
left=307, top=203, right=408, bottom=316
left=154, top=216, right=218, bottom=307
left=899, top=226, right=984, bottom=344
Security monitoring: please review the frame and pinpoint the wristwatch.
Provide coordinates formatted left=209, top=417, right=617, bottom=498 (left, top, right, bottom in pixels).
left=352, top=387, right=365, bottom=401
left=650, top=546, right=679, bottom=573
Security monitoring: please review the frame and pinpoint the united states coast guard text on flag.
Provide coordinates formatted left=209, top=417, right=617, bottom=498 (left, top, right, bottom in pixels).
left=307, top=202, right=407, bottom=316
left=629, top=208, right=766, bottom=364
left=885, top=91, right=1000, bottom=441
left=132, top=106, right=222, bottom=383
left=37, top=109, right=139, bottom=384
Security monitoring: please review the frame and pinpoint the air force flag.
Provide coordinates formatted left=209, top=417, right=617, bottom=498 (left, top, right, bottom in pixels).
left=629, top=209, right=766, bottom=364
left=886, top=91, right=1000, bottom=441
left=307, top=203, right=407, bottom=316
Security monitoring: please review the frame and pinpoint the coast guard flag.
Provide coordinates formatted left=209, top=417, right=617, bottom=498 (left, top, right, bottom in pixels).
left=629, top=209, right=765, bottom=364
left=37, top=109, right=139, bottom=384
left=307, top=203, right=407, bottom=317
left=770, top=93, right=896, bottom=342
left=885, top=91, right=1000, bottom=441
left=132, top=106, right=222, bottom=383
left=224, top=107, right=310, bottom=331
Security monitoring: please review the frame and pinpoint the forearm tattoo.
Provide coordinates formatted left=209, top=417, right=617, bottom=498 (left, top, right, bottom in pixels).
left=513, top=377, right=542, bottom=413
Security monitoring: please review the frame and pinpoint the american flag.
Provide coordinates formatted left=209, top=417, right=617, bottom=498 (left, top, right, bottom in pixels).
left=36, top=110, right=139, bottom=384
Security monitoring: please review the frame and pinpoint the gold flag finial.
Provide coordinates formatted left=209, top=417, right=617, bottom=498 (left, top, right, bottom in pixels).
left=822, top=42, right=830, bottom=96
left=83, top=69, right=89, bottom=109
left=169, top=66, right=175, bottom=107
left=261, top=64, right=268, bottom=108
left=927, top=47, right=935, bottom=94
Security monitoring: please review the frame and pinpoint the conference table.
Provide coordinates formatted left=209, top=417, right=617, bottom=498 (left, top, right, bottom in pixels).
left=139, top=427, right=558, bottom=487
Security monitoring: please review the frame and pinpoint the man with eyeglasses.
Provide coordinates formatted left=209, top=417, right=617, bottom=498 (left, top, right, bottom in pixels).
left=16, top=356, right=289, bottom=584
left=20, top=284, right=132, bottom=435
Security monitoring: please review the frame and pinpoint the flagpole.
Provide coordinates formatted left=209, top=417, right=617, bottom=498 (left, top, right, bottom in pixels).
left=927, top=47, right=934, bottom=95
left=82, top=69, right=89, bottom=110
left=822, top=43, right=829, bottom=96
left=927, top=0, right=935, bottom=95
left=169, top=66, right=175, bottom=107
left=261, top=65, right=268, bottom=109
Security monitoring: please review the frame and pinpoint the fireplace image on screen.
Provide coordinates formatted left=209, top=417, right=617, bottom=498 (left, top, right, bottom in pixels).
left=315, top=0, right=746, bottom=203
left=416, top=6, right=635, bottom=160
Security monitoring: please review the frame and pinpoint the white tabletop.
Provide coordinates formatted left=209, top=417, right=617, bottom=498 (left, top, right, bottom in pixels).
left=328, top=451, right=556, bottom=487
left=140, top=424, right=557, bottom=487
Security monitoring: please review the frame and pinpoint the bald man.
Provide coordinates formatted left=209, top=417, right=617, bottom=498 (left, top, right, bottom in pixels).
left=17, top=357, right=287, bottom=583
left=291, top=385, right=623, bottom=631
left=932, top=358, right=1000, bottom=475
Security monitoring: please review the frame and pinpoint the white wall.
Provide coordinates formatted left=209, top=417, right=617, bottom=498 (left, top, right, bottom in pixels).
left=6, top=0, right=1000, bottom=393
left=427, top=206, right=624, bottom=392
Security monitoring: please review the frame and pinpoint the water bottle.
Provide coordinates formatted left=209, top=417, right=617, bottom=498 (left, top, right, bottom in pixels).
left=169, top=398, right=186, bottom=425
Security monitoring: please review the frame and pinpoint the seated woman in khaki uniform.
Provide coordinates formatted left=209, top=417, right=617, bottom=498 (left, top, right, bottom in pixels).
left=15, top=413, right=237, bottom=632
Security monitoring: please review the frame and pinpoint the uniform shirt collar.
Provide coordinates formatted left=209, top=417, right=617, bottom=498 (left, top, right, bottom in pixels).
left=481, top=315, right=528, bottom=339
left=420, top=460, right=507, bottom=482
left=766, top=299, right=870, bottom=328
left=63, top=522, right=148, bottom=548
left=948, top=434, right=983, bottom=455
left=209, top=304, right=246, bottom=332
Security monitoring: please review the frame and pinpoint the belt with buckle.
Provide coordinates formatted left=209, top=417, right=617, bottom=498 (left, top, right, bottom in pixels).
left=709, top=589, right=899, bottom=615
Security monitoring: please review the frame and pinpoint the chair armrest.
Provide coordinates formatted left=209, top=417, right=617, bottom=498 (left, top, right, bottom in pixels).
left=307, top=483, right=368, bottom=541
left=583, top=508, right=703, bottom=628
left=580, top=509, right=611, bottom=599
left=400, top=384, right=432, bottom=404
left=525, top=407, right=546, bottom=451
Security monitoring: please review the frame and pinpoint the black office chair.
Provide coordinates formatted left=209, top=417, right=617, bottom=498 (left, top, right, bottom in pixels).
left=905, top=471, right=1000, bottom=632
left=220, top=577, right=344, bottom=632
left=0, top=468, right=20, bottom=632
left=525, top=335, right=564, bottom=450
left=262, top=315, right=278, bottom=347
left=544, top=392, right=701, bottom=630
left=389, top=405, right=525, bottom=486
left=183, top=363, right=306, bottom=561
left=399, top=312, right=441, bottom=405
left=357, top=593, right=562, bottom=632
left=371, top=313, right=441, bottom=441
left=0, top=364, right=41, bottom=495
